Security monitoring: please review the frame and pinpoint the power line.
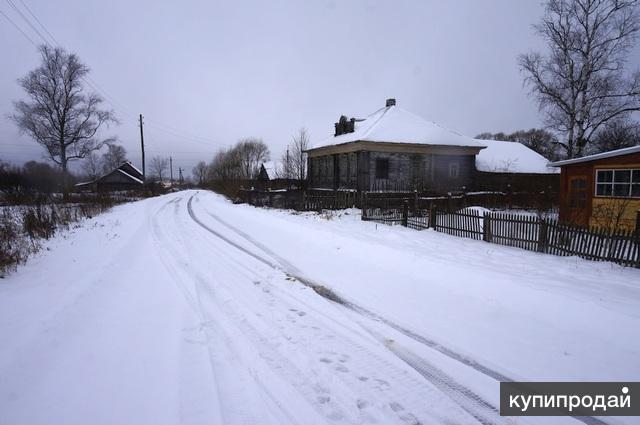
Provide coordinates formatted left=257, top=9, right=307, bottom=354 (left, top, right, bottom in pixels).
left=4, top=0, right=48, bottom=45
left=17, top=0, right=58, bottom=45
left=145, top=125, right=220, bottom=148
left=0, top=8, right=37, bottom=47
left=2, top=1, right=222, bottom=151
left=144, top=118, right=220, bottom=144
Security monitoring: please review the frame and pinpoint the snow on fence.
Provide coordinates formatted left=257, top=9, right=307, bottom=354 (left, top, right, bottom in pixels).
left=362, top=206, right=640, bottom=268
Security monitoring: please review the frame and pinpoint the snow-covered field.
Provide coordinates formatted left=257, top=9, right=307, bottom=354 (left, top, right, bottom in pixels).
left=1, top=190, right=638, bottom=425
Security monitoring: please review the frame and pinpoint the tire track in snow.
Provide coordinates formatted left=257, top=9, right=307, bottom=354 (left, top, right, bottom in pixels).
left=191, top=194, right=510, bottom=381
left=188, top=192, right=612, bottom=425
left=182, top=195, right=475, bottom=424
left=156, top=196, right=339, bottom=424
left=187, top=194, right=506, bottom=424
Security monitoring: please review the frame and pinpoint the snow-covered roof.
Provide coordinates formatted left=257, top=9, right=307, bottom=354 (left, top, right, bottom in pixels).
left=475, top=139, right=559, bottom=174
left=262, top=161, right=276, bottom=175
left=549, top=145, right=640, bottom=167
left=122, top=161, right=143, bottom=176
left=311, top=104, right=484, bottom=150
left=116, top=168, right=144, bottom=184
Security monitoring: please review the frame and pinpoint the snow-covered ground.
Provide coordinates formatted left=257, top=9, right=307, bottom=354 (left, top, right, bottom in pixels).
left=1, top=190, right=638, bottom=425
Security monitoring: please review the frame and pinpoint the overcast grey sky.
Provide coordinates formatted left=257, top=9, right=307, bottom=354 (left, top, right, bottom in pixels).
left=1, top=0, right=639, bottom=175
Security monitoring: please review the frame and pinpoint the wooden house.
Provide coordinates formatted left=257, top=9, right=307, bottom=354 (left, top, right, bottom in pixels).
left=550, top=146, right=640, bottom=231
left=305, top=99, right=486, bottom=193
left=306, top=99, right=559, bottom=194
left=75, top=161, right=144, bottom=192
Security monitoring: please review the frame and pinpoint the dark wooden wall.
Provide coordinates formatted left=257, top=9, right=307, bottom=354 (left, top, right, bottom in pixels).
left=308, top=151, right=476, bottom=192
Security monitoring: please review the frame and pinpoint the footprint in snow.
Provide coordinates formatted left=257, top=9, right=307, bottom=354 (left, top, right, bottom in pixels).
left=334, top=364, right=349, bottom=373
left=389, top=402, right=404, bottom=412
left=356, top=399, right=369, bottom=409
left=317, top=395, right=330, bottom=404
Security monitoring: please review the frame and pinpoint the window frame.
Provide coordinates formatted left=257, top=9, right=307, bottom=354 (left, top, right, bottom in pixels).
left=594, top=168, right=640, bottom=199
left=568, top=176, right=588, bottom=209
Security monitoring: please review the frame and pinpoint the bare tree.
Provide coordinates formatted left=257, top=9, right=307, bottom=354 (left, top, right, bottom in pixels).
left=208, top=148, right=241, bottom=181
left=10, top=45, right=117, bottom=198
left=101, top=143, right=127, bottom=172
left=235, top=138, right=270, bottom=179
left=192, top=161, right=208, bottom=185
left=81, top=151, right=102, bottom=180
left=150, top=156, right=169, bottom=181
left=277, top=148, right=295, bottom=179
left=589, top=117, right=640, bottom=153
left=291, top=127, right=309, bottom=180
left=519, top=0, right=640, bottom=158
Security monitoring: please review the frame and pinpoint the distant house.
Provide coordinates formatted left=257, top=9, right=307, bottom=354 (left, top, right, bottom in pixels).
left=305, top=99, right=558, bottom=193
left=257, top=164, right=270, bottom=181
left=306, top=99, right=486, bottom=192
left=550, top=146, right=640, bottom=231
left=474, top=139, right=559, bottom=192
left=75, top=161, right=144, bottom=192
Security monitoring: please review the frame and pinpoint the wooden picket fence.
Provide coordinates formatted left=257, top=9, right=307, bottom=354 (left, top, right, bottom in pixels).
left=363, top=206, right=640, bottom=268
left=304, top=190, right=358, bottom=210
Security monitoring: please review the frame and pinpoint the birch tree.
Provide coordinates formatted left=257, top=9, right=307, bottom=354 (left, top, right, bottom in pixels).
left=11, top=45, right=117, bottom=197
left=519, top=0, right=640, bottom=158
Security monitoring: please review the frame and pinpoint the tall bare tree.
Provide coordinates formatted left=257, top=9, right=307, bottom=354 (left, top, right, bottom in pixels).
left=81, top=151, right=102, bottom=180
left=101, top=143, right=127, bottom=172
left=291, top=127, right=309, bottom=180
left=150, top=156, right=169, bottom=181
left=10, top=45, right=117, bottom=198
left=192, top=161, right=208, bottom=185
left=235, top=138, right=270, bottom=179
left=519, top=0, right=640, bottom=158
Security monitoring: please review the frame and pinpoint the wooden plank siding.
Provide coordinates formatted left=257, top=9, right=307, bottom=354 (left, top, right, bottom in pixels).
left=308, top=151, right=475, bottom=193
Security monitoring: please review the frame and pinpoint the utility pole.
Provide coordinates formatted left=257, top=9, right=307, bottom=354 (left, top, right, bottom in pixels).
left=170, top=156, right=173, bottom=184
left=286, top=146, right=290, bottom=189
left=178, top=167, right=184, bottom=185
left=139, top=114, right=146, bottom=180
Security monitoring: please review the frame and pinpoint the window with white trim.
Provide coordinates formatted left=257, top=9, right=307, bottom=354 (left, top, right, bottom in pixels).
left=595, top=169, right=640, bottom=198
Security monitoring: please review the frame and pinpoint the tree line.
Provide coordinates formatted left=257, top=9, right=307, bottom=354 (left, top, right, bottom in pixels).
left=192, top=128, right=309, bottom=187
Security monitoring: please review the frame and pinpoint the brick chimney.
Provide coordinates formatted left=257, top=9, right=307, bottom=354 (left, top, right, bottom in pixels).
left=386, top=98, right=396, bottom=107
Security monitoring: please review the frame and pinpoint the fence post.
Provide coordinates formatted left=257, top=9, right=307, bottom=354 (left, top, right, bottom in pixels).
left=537, top=219, right=548, bottom=253
left=429, top=203, right=436, bottom=229
left=402, top=200, right=408, bottom=227
left=483, top=213, right=492, bottom=242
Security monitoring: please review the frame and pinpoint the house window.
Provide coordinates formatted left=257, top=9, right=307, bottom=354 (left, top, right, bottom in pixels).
left=449, top=162, right=459, bottom=179
left=349, top=153, right=357, bottom=178
left=595, top=169, right=640, bottom=198
left=569, top=177, right=587, bottom=209
left=375, top=158, right=389, bottom=179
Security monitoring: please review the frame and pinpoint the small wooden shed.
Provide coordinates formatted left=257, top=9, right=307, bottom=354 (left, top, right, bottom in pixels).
left=75, top=161, right=144, bottom=192
left=550, top=146, right=640, bottom=231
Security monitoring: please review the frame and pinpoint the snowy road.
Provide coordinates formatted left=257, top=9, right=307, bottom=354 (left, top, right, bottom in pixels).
left=1, top=190, right=638, bottom=425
